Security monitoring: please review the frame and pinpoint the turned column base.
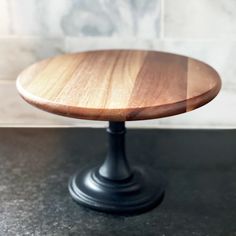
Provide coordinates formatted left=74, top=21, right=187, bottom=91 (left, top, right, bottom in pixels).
left=68, top=121, right=165, bottom=215
left=69, top=166, right=164, bottom=214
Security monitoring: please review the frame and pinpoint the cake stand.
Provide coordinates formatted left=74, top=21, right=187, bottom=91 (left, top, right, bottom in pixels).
left=16, top=50, right=221, bottom=214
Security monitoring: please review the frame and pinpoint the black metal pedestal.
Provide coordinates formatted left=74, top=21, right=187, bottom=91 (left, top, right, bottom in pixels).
left=68, top=122, right=165, bottom=214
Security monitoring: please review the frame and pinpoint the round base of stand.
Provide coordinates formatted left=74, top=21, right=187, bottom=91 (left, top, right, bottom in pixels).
left=69, top=166, right=165, bottom=215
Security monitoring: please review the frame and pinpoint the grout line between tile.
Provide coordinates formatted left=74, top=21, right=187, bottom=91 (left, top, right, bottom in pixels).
left=160, top=0, right=165, bottom=39
left=0, top=35, right=236, bottom=42
left=0, top=124, right=233, bottom=130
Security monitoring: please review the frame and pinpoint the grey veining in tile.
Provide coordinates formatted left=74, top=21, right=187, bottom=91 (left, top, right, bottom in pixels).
left=62, top=0, right=161, bottom=37
left=0, top=37, right=65, bottom=79
left=165, top=0, right=236, bottom=39
left=7, top=0, right=161, bottom=37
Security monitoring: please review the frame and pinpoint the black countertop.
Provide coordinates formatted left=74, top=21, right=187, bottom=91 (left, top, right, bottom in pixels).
left=0, top=128, right=235, bottom=236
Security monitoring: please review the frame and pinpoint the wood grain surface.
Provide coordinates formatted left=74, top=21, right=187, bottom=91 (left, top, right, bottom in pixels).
left=16, top=50, right=221, bottom=121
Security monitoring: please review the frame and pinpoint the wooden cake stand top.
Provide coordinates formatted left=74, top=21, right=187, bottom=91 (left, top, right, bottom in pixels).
left=16, top=50, right=221, bottom=121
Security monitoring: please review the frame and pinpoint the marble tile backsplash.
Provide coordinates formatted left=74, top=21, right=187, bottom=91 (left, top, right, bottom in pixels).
left=5, top=0, right=161, bottom=37
left=0, top=37, right=64, bottom=80
left=0, top=0, right=235, bottom=128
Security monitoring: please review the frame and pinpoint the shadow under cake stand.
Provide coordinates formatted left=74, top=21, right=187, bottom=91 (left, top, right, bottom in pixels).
left=16, top=50, right=221, bottom=214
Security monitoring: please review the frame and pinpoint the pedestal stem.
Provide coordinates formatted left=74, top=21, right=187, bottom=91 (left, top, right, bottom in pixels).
left=69, top=121, right=165, bottom=214
left=99, top=121, right=132, bottom=181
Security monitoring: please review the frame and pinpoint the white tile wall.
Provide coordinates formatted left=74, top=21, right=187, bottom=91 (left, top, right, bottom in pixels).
left=164, top=0, right=236, bottom=39
left=0, top=0, right=9, bottom=35
left=0, top=37, right=65, bottom=79
left=8, top=0, right=70, bottom=36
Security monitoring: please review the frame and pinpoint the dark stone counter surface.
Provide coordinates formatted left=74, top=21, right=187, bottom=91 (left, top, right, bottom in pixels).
left=0, top=128, right=235, bottom=236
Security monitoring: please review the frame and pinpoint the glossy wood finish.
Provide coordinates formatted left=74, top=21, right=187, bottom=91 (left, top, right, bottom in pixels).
left=16, top=50, right=221, bottom=121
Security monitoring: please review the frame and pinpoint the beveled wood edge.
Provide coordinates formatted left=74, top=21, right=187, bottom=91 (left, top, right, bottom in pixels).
left=16, top=76, right=221, bottom=122
left=186, top=77, right=221, bottom=112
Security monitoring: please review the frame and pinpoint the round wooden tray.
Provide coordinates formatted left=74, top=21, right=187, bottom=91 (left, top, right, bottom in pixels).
left=16, top=50, right=221, bottom=121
